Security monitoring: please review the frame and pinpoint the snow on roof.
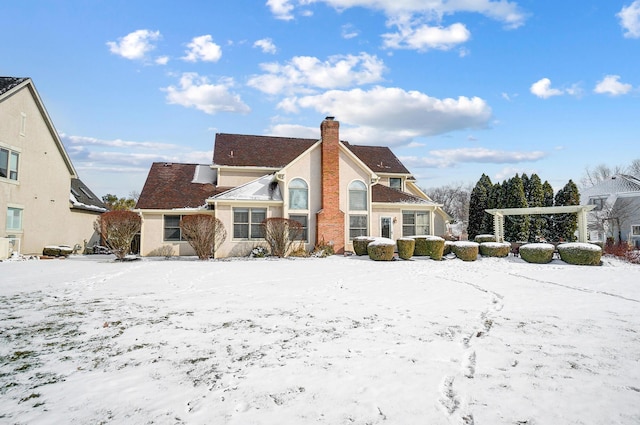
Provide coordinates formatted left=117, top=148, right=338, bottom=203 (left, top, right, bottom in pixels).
left=210, top=174, right=282, bottom=202
left=69, top=193, right=107, bottom=212
left=581, top=174, right=640, bottom=200
left=192, top=165, right=217, bottom=184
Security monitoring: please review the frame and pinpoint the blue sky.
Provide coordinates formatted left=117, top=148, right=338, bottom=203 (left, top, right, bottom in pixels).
left=2, top=0, right=639, bottom=198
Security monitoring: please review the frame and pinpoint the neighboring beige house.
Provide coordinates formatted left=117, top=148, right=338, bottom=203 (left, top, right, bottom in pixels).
left=0, top=77, right=106, bottom=258
left=136, top=117, right=450, bottom=258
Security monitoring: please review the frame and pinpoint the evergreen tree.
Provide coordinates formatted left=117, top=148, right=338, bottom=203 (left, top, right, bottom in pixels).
left=526, top=174, right=545, bottom=242
left=553, top=179, right=580, bottom=242
left=484, top=182, right=503, bottom=234
left=503, top=175, right=530, bottom=241
left=541, top=180, right=555, bottom=240
left=468, top=174, right=493, bottom=239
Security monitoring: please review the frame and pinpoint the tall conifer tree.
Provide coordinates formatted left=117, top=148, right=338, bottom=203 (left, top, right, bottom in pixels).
left=468, top=174, right=493, bottom=239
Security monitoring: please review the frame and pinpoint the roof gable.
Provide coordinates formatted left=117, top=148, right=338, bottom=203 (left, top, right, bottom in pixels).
left=213, top=133, right=317, bottom=168
left=210, top=174, right=282, bottom=202
left=343, top=143, right=411, bottom=175
left=581, top=174, right=640, bottom=200
left=70, top=178, right=108, bottom=212
left=136, top=163, right=222, bottom=209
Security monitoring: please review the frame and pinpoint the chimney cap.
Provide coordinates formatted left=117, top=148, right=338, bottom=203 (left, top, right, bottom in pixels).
left=324, top=116, right=335, bottom=121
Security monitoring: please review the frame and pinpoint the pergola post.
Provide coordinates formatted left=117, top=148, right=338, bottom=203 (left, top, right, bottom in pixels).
left=577, top=208, right=588, bottom=243
left=493, top=213, right=505, bottom=242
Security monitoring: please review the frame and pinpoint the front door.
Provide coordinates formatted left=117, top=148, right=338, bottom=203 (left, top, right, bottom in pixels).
left=381, top=217, right=392, bottom=239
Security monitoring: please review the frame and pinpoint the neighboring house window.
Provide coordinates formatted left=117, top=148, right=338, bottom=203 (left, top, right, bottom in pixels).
left=402, top=210, right=430, bottom=236
left=289, top=214, right=308, bottom=241
left=233, top=208, right=266, bottom=239
left=6, top=207, right=23, bottom=231
left=289, top=178, right=308, bottom=210
left=164, top=215, right=184, bottom=241
left=632, top=225, right=640, bottom=236
left=589, top=197, right=606, bottom=211
left=1, top=148, right=19, bottom=181
left=390, top=177, right=402, bottom=190
left=349, top=181, right=368, bottom=239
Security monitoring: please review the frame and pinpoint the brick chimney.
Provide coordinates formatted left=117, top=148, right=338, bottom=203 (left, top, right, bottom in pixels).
left=316, top=117, right=345, bottom=253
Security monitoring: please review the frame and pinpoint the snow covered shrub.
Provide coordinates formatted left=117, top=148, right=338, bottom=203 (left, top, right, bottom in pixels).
left=42, top=246, right=72, bottom=257
left=353, top=236, right=375, bottom=256
left=94, top=211, right=141, bottom=260
left=260, top=218, right=303, bottom=258
left=288, top=242, right=310, bottom=257
left=443, top=241, right=454, bottom=256
left=474, top=234, right=497, bottom=243
left=479, top=242, right=511, bottom=258
left=180, top=214, right=227, bottom=260
left=396, top=238, right=415, bottom=260
left=250, top=246, right=269, bottom=258
left=311, top=238, right=334, bottom=258
left=452, top=241, right=479, bottom=261
left=557, top=243, right=602, bottom=266
left=367, top=238, right=396, bottom=261
left=519, top=243, right=555, bottom=264
left=147, top=245, right=175, bottom=258
left=412, top=236, right=445, bottom=260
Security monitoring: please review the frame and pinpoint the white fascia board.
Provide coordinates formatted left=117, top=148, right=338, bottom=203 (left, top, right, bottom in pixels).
left=339, top=142, right=378, bottom=181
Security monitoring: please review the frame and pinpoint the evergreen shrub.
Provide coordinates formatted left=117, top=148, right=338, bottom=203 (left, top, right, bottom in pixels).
left=479, top=242, right=511, bottom=257
left=474, top=234, right=497, bottom=243
left=367, top=238, right=396, bottom=261
left=412, top=236, right=445, bottom=259
left=557, top=243, right=602, bottom=266
left=396, top=238, right=415, bottom=260
left=519, top=243, right=555, bottom=264
left=452, top=241, right=479, bottom=261
left=443, top=241, right=454, bottom=256
left=353, top=236, right=375, bottom=256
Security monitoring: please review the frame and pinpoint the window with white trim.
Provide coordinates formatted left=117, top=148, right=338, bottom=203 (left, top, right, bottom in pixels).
left=402, top=210, right=430, bottom=236
left=164, top=215, right=185, bottom=241
left=389, top=177, right=402, bottom=190
left=289, top=178, right=308, bottom=210
left=349, top=215, right=368, bottom=239
left=632, top=225, right=640, bottom=236
left=289, top=214, right=308, bottom=241
left=6, top=207, right=23, bottom=231
left=233, top=208, right=266, bottom=240
left=349, top=180, right=367, bottom=210
left=1, top=148, right=19, bottom=181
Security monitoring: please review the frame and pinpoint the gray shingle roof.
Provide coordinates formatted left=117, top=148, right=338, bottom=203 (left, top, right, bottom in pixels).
left=0, top=77, right=28, bottom=96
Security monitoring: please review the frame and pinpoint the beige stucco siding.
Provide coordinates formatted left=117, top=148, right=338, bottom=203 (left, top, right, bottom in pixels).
left=338, top=150, right=373, bottom=252
left=213, top=204, right=281, bottom=258
left=217, top=168, right=274, bottom=188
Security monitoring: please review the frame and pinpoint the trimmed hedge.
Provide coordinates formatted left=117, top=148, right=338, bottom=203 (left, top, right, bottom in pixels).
left=452, top=241, right=479, bottom=261
left=557, top=243, right=602, bottom=266
left=474, top=234, right=497, bottom=243
left=43, top=245, right=73, bottom=257
left=479, top=242, right=511, bottom=258
left=367, top=238, right=396, bottom=261
left=353, top=236, right=375, bottom=256
left=412, top=236, right=445, bottom=260
left=519, top=243, right=555, bottom=264
left=443, top=241, right=454, bottom=256
left=397, top=238, right=415, bottom=260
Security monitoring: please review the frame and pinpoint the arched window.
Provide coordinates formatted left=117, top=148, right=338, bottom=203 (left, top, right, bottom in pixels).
left=289, top=178, right=308, bottom=210
left=349, top=180, right=367, bottom=211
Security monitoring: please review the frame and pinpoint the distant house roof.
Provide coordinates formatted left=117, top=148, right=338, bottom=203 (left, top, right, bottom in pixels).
left=70, top=178, right=108, bottom=212
left=371, top=184, right=436, bottom=205
left=343, top=143, right=411, bottom=175
left=581, top=174, right=640, bottom=201
left=213, top=133, right=317, bottom=168
left=136, top=163, right=223, bottom=209
left=0, top=77, right=28, bottom=96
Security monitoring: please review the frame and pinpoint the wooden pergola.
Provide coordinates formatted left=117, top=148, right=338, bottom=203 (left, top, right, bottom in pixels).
left=485, top=205, right=596, bottom=243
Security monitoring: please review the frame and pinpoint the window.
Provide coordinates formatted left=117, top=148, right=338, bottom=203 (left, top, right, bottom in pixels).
left=164, top=215, right=184, bottom=241
left=6, top=207, right=23, bottom=231
left=289, top=214, right=308, bottom=241
left=233, top=208, right=266, bottom=240
left=632, top=225, right=640, bottom=236
left=349, top=215, right=368, bottom=239
left=289, top=178, right=308, bottom=210
left=0, top=148, right=19, bottom=181
left=589, top=197, right=606, bottom=211
left=390, top=178, right=402, bottom=190
left=349, top=180, right=367, bottom=211
left=402, top=210, right=430, bottom=236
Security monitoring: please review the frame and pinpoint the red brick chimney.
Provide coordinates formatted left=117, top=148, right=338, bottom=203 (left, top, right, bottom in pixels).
left=316, top=117, right=345, bottom=253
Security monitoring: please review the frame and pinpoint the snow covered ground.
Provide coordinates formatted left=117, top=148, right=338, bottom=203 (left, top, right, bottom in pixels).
left=1, top=254, right=639, bottom=424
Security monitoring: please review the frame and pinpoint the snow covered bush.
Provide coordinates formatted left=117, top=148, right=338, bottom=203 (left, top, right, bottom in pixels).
left=519, top=243, right=555, bottom=264
left=443, top=241, right=454, bottom=256
left=367, top=238, right=396, bottom=261
left=396, top=238, right=415, bottom=260
left=412, top=236, right=445, bottom=260
left=479, top=242, right=511, bottom=258
left=94, top=211, right=141, bottom=260
left=452, top=241, right=479, bottom=261
left=311, top=238, right=334, bottom=258
left=180, top=214, right=227, bottom=260
left=260, top=218, right=303, bottom=258
left=474, top=234, right=497, bottom=243
left=353, top=236, right=375, bottom=256
left=42, top=245, right=73, bottom=257
left=250, top=246, right=269, bottom=258
left=557, top=243, right=602, bottom=266
left=147, top=245, right=175, bottom=258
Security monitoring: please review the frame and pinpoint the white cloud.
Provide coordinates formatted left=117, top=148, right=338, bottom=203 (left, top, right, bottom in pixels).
left=594, top=75, right=633, bottom=96
left=253, top=38, right=277, bottom=54
left=106, top=29, right=161, bottom=60
left=530, top=78, right=564, bottom=99
left=341, top=24, right=360, bottom=39
left=618, top=0, right=640, bottom=38
left=155, top=56, right=169, bottom=65
left=163, top=73, right=250, bottom=115
left=382, top=22, right=471, bottom=51
left=247, top=53, right=386, bottom=95
left=267, top=0, right=295, bottom=20
left=277, top=86, right=492, bottom=143
left=61, top=134, right=181, bottom=150
left=401, top=147, right=547, bottom=169
left=182, top=35, right=222, bottom=63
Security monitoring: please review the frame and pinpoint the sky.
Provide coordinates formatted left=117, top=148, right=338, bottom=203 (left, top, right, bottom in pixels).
left=2, top=0, right=639, bottom=198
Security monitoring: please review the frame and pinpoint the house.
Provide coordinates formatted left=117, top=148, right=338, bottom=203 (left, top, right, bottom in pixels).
left=0, top=77, right=106, bottom=258
left=136, top=117, right=450, bottom=258
left=580, top=174, right=640, bottom=247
